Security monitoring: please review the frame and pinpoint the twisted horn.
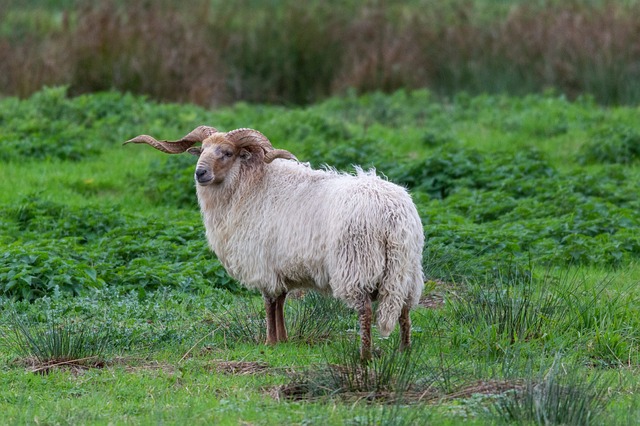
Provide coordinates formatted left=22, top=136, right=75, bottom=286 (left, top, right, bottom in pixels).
left=225, top=128, right=273, bottom=151
left=265, top=149, right=297, bottom=163
left=226, top=128, right=296, bottom=163
left=124, top=125, right=219, bottom=154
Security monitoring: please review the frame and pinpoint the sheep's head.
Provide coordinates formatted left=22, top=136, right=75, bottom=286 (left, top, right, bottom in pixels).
left=124, top=126, right=296, bottom=186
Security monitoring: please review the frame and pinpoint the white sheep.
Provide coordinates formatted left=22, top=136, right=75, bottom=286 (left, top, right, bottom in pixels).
left=125, top=126, right=424, bottom=360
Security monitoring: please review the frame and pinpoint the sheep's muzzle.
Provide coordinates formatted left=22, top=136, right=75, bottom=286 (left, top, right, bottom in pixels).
left=195, top=166, right=214, bottom=185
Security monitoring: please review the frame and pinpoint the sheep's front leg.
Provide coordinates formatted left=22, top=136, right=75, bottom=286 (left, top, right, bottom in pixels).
left=264, top=294, right=278, bottom=345
left=399, top=304, right=411, bottom=351
left=358, top=294, right=373, bottom=362
left=275, top=292, right=288, bottom=342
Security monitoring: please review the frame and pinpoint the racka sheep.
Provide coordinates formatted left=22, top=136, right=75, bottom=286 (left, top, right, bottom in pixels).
left=125, top=126, right=424, bottom=360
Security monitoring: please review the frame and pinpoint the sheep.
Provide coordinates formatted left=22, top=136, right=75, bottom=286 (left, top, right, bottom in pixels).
left=125, top=126, right=424, bottom=360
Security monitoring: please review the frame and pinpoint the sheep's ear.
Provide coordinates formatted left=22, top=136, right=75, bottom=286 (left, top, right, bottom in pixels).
left=239, top=148, right=252, bottom=160
left=187, top=147, right=203, bottom=157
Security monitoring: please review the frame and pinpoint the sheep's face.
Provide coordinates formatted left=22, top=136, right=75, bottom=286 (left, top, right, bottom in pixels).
left=191, top=135, right=251, bottom=186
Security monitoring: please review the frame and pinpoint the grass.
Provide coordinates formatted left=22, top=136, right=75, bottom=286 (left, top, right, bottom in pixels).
left=0, top=87, right=639, bottom=423
left=0, top=311, right=111, bottom=372
left=279, top=334, right=430, bottom=402
left=492, top=354, right=613, bottom=425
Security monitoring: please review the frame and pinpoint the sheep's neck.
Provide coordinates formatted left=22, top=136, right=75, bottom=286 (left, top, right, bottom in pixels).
left=196, top=169, right=267, bottom=258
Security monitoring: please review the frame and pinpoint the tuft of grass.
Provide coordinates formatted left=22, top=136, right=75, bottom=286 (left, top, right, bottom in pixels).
left=448, top=266, right=563, bottom=356
left=285, top=292, right=355, bottom=344
left=212, top=292, right=354, bottom=347
left=213, top=297, right=266, bottom=346
left=280, top=333, right=434, bottom=403
left=0, top=311, right=111, bottom=373
left=492, top=354, right=613, bottom=425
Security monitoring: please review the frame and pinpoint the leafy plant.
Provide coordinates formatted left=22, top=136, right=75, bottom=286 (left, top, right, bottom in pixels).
left=144, top=155, right=198, bottom=209
left=0, top=241, right=103, bottom=301
left=579, top=125, right=640, bottom=165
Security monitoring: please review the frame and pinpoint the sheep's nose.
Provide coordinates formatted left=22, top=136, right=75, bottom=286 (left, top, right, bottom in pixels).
left=195, top=168, right=207, bottom=179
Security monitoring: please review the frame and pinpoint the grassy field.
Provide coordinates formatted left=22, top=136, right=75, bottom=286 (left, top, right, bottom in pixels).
left=1, top=87, right=640, bottom=424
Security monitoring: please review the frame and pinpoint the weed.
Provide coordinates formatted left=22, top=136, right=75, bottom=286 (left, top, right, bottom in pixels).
left=144, top=155, right=198, bottom=209
left=0, top=241, right=103, bottom=301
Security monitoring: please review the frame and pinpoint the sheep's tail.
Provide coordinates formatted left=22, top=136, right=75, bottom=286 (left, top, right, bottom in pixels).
left=376, top=215, right=424, bottom=338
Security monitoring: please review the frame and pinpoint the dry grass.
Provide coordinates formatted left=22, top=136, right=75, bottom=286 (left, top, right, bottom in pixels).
left=208, top=360, right=270, bottom=376
left=2, top=1, right=640, bottom=105
left=13, top=355, right=106, bottom=375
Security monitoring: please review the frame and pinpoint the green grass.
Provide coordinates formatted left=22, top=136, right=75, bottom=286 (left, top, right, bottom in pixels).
left=0, top=87, right=639, bottom=424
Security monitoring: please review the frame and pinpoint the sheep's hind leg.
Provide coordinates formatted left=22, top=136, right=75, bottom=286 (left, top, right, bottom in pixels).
left=275, top=292, right=288, bottom=342
left=358, top=294, right=373, bottom=362
left=264, top=294, right=278, bottom=345
left=399, top=304, right=411, bottom=351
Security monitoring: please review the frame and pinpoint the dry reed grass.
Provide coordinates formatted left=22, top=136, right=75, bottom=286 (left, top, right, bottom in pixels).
left=2, top=0, right=640, bottom=105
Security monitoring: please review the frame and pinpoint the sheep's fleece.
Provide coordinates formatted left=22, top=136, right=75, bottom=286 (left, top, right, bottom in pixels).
left=198, top=159, right=425, bottom=337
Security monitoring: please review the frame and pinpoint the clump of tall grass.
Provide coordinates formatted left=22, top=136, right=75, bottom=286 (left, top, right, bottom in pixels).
left=285, top=292, right=354, bottom=343
left=279, top=333, right=436, bottom=403
left=212, top=297, right=266, bottom=345
left=0, top=311, right=111, bottom=373
left=492, top=354, right=613, bottom=425
left=448, top=266, right=563, bottom=356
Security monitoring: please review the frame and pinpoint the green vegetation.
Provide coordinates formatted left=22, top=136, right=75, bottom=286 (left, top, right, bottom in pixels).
left=1, top=87, right=639, bottom=424
left=2, top=0, right=640, bottom=105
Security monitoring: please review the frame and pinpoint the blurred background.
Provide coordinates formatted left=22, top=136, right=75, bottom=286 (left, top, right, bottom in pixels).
left=1, top=0, right=639, bottom=107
